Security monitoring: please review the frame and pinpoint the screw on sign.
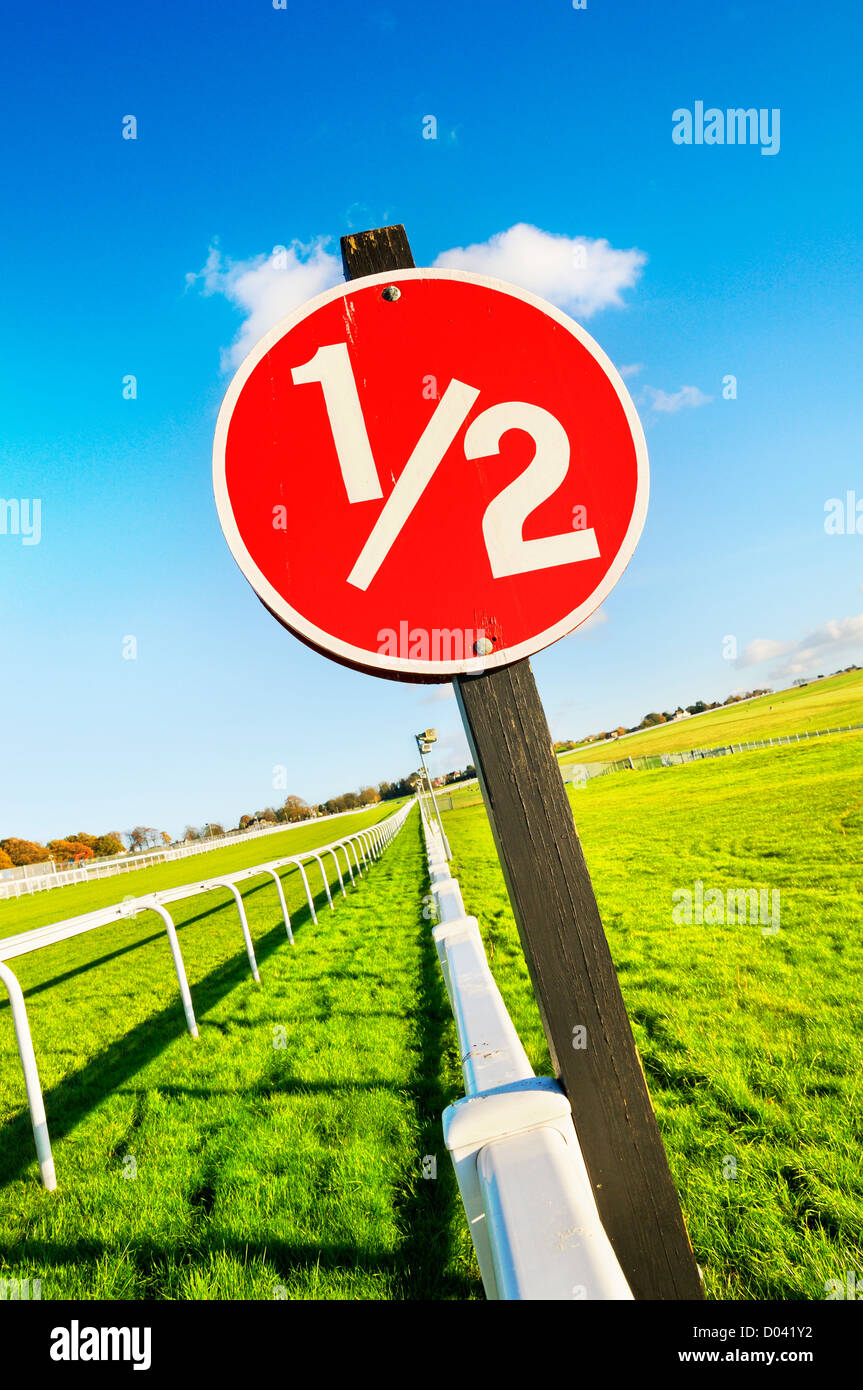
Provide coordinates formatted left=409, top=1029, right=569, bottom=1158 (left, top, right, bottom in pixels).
left=212, top=225, right=703, bottom=1301
left=212, top=269, right=647, bottom=679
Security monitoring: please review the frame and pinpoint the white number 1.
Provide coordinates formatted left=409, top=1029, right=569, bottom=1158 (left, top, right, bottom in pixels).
left=291, top=341, right=600, bottom=587
left=291, top=344, right=382, bottom=504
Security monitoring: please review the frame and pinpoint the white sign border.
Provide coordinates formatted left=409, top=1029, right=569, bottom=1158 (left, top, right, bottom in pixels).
left=212, top=267, right=649, bottom=680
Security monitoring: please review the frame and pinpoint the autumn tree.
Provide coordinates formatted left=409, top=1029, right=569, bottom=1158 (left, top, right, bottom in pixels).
left=0, top=838, right=51, bottom=865
left=48, top=839, right=94, bottom=862
left=0, top=849, right=13, bottom=869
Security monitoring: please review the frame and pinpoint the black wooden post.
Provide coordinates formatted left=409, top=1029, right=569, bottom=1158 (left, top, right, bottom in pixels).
left=454, top=662, right=703, bottom=1300
left=341, top=224, right=703, bottom=1301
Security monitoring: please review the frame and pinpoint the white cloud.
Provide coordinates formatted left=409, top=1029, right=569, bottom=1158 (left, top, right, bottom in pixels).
left=643, top=384, right=712, bottom=414
left=618, top=363, right=644, bottom=379
left=420, top=685, right=456, bottom=704
left=736, top=614, right=863, bottom=678
left=735, top=638, right=794, bottom=668
left=187, top=239, right=342, bottom=370
left=432, top=223, right=646, bottom=317
left=191, top=223, right=647, bottom=372
left=569, top=608, right=609, bottom=637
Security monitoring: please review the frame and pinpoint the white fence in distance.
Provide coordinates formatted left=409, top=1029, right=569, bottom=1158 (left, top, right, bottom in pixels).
left=0, top=803, right=402, bottom=901
left=419, top=802, right=632, bottom=1301
left=560, top=721, right=863, bottom=784
left=0, top=802, right=413, bottom=1191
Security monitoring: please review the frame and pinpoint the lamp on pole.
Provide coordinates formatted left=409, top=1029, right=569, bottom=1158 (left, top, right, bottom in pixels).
left=414, top=728, right=451, bottom=859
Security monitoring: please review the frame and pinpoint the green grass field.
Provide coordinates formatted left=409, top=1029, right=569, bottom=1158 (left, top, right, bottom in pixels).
left=0, top=802, right=480, bottom=1299
left=0, top=802, right=404, bottom=938
left=2, top=674, right=861, bottom=1301
left=558, top=668, right=862, bottom=763
left=442, top=729, right=863, bottom=1300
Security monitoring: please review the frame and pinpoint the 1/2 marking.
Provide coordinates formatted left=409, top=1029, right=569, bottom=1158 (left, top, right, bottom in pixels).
left=291, top=342, right=601, bottom=587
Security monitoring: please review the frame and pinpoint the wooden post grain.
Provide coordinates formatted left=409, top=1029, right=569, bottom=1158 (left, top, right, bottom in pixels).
left=454, top=661, right=703, bottom=1300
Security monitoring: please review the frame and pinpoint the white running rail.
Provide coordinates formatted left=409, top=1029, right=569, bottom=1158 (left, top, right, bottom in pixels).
left=0, top=803, right=401, bottom=901
left=419, top=802, right=632, bottom=1301
left=0, top=802, right=414, bottom=1190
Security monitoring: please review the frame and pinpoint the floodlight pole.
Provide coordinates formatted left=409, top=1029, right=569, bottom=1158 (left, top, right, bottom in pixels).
left=415, top=734, right=451, bottom=859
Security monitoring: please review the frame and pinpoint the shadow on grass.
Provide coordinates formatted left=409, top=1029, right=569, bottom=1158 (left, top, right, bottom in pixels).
left=0, top=910, right=314, bottom=1190
left=389, top=879, right=479, bottom=1300
left=0, top=824, right=477, bottom=1300
left=0, top=865, right=341, bottom=1001
left=0, top=1229, right=474, bottom=1300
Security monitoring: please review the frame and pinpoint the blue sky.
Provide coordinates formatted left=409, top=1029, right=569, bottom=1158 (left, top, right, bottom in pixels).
left=2, top=0, right=861, bottom=842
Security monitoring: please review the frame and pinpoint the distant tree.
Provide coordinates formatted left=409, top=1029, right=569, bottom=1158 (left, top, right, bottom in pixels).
left=640, top=712, right=665, bottom=727
left=686, top=701, right=709, bottom=715
left=48, top=839, right=94, bottom=863
left=184, top=826, right=201, bottom=842
left=0, top=848, right=13, bottom=870
left=161, top=831, right=171, bottom=845
left=129, top=827, right=150, bottom=851
left=282, top=795, right=311, bottom=822
left=0, top=838, right=51, bottom=866
left=238, top=814, right=253, bottom=830
left=93, top=834, right=124, bottom=857
left=379, top=773, right=419, bottom=801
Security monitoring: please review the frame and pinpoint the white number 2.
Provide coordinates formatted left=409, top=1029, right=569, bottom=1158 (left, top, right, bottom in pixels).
left=291, top=342, right=600, bottom=587
left=465, top=401, right=600, bottom=578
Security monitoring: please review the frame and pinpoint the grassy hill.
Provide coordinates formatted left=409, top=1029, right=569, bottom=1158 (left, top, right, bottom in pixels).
left=441, top=729, right=863, bottom=1299
left=559, top=668, right=862, bottom=764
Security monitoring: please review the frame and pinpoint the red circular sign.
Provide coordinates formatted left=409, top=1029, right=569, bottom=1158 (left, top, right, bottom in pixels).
left=213, top=269, right=648, bottom=681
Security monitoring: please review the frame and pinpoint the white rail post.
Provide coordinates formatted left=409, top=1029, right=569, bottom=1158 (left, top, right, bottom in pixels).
left=221, top=883, right=261, bottom=983
left=335, top=841, right=355, bottom=884
left=0, top=962, right=57, bottom=1191
left=307, top=853, right=334, bottom=910
left=287, top=858, right=318, bottom=924
left=147, top=903, right=199, bottom=1038
left=324, top=847, right=347, bottom=898
left=260, top=867, right=294, bottom=944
